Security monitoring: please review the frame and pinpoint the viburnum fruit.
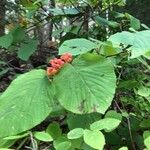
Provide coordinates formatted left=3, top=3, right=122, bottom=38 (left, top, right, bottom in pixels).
left=60, top=53, right=72, bottom=63
left=50, top=58, right=65, bottom=69
left=47, top=53, right=73, bottom=76
left=47, top=67, right=58, bottom=76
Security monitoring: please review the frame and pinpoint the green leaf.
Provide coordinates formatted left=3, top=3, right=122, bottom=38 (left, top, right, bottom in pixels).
left=4, top=132, right=29, bottom=140
left=20, top=0, right=38, bottom=10
left=81, top=143, right=95, bottom=150
left=67, top=128, right=84, bottom=139
left=101, top=41, right=118, bottom=56
left=46, top=122, right=62, bottom=140
left=54, top=53, right=116, bottom=114
left=125, top=13, right=140, bottom=30
left=11, top=26, right=25, bottom=43
left=94, top=16, right=120, bottom=28
left=0, top=148, right=12, bottom=150
left=109, top=30, right=150, bottom=59
left=143, top=131, right=150, bottom=150
left=59, top=39, right=97, bottom=56
left=105, top=131, right=122, bottom=145
left=0, top=139, right=15, bottom=149
left=0, top=69, right=55, bottom=138
left=71, top=138, right=83, bottom=149
left=49, top=8, right=79, bottom=16
left=67, top=113, right=101, bottom=130
left=53, top=136, right=72, bottom=150
left=34, top=131, right=53, bottom=142
left=0, top=33, right=13, bottom=49
left=105, top=110, right=122, bottom=120
left=83, top=129, right=105, bottom=150
left=119, top=147, right=128, bottom=150
left=140, top=119, right=150, bottom=128
left=18, top=39, right=38, bottom=61
left=112, top=11, right=125, bottom=18
left=90, top=111, right=122, bottom=132
left=90, top=118, right=121, bottom=132
left=136, top=85, right=150, bottom=97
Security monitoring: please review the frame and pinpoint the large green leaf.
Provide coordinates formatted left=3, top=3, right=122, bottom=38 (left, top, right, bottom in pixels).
left=0, top=70, right=54, bottom=138
left=0, top=33, right=13, bottom=49
left=18, top=39, right=38, bottom=61
left=59, top=39, right=97, bottom=56
left=54, top=53, right=116, bottom=114
left=83, top=129, right=105, bottom=150
left=108, top=30, right=150, bottom=59
left=0, top=139, right=15, bottom=149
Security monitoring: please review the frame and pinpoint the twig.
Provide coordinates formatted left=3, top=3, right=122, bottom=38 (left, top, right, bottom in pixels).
left=115, top=98, right=136, bottom=150
left=29, top=132, right=38, bottom=150
left=127, top=117, right=136, bottom=150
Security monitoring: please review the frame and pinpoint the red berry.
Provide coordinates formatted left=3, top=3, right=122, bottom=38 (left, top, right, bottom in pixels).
left=60, top=53, right=72, bottom=63
left=50, top=58, right=64, bottom=69
left=57, top=59, right=65, bottom=66
left=47, top=67, right=58, bottom=76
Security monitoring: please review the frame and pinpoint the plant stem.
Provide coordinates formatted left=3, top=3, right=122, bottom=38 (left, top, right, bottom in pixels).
left=127, top=117, right=136, bottom=150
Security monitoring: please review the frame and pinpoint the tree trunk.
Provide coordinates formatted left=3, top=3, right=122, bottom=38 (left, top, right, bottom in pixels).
left=49, top=0, right=55, bottom=40
left=0, top=0, right=6, bottom=36
left=37, top=0, right=55, bottom=46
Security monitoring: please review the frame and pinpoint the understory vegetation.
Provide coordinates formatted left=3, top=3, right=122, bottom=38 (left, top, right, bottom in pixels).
left=0, top=0, right=150, bottom=150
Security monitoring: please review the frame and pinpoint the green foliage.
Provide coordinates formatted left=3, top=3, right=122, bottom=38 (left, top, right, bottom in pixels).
left=34, top=131, right=53, bottom=142
left=4, top=133, right=29, bottom=140
left=59, top=39, right=97, bottom=56
left=54, top=53, right=116, bottom=114
left=53, top=136, right=72, bottom=150
left=109, top=30, right=150, bottom=59
left=67, top=113, right=101, bottom=129
left=143, top=131, right=150, bottom=150
left=119, top=147, right=128, bottom=150
left=49, top=8, right=79, bottom=16
left=0, top=0, right=150, bottom=149
left=18, top=39, right=38, bottom=61
left=0, top=33, right=13, bottom=49
left=67, top=128, right=84, bottom=139
left=125, top=13, right=141, bottom=30
left=90, top=111, right=122, bottom=132
left=0, top=70, right=54, bottom=137
left=136, top=85, right=150, bottom=97
left=83, top=129, right=105, bottom=150
left=11, top=27, right=25, bottom=43
left=46, top=122, right=62, bottom=139
left=94, top=16, right=120, bottom=28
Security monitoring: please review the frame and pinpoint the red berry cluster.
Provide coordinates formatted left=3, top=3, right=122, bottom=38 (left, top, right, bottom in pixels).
left=47, top=53, right=72, bottom=76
